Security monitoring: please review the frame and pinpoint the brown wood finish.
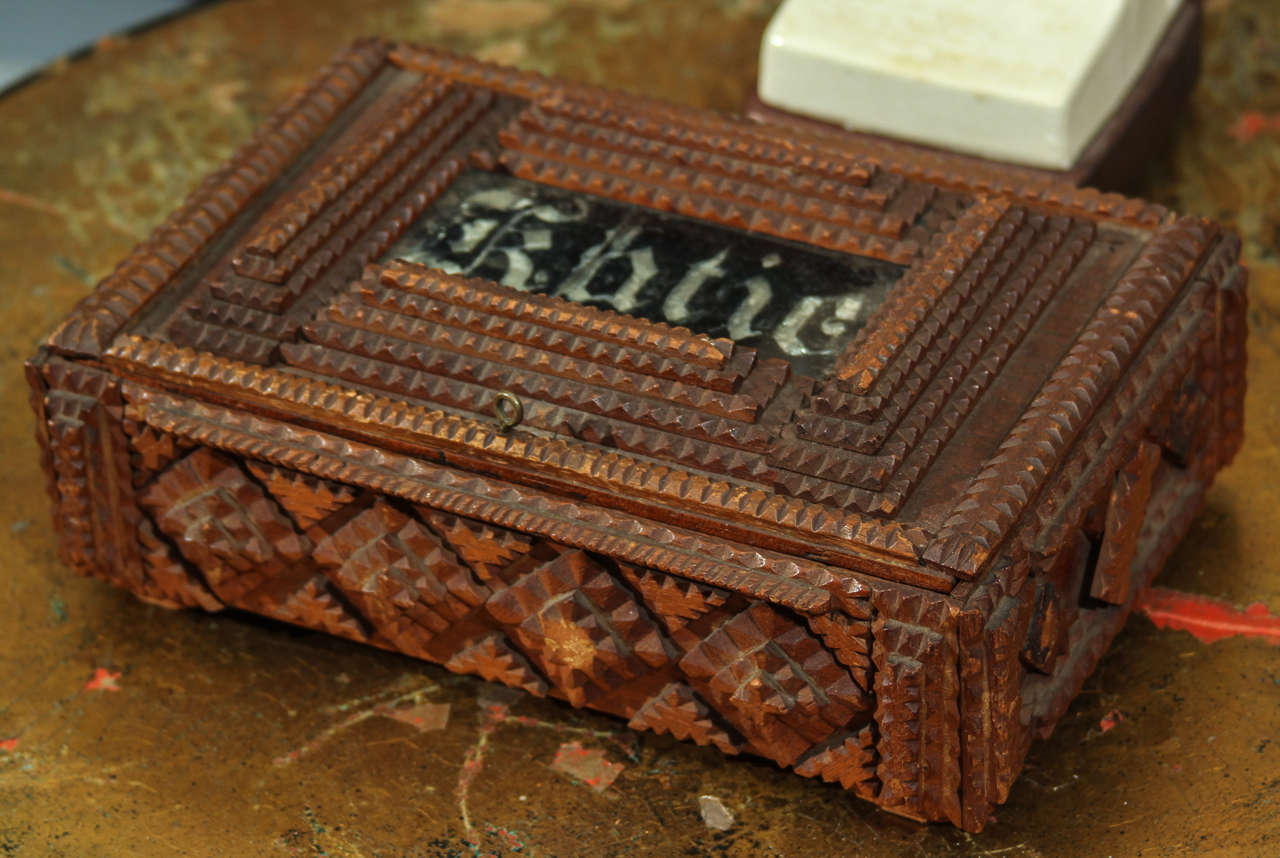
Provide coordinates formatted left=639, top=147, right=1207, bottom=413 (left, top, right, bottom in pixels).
left=26, top=40, right=1247, bottom=832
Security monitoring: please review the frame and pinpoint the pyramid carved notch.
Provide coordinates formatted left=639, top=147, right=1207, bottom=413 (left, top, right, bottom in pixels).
left=247, top=461, right=358, bottom=529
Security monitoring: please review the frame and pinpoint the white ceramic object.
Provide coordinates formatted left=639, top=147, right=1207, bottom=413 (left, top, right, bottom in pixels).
left=757, top=0, right=1181, bottom=169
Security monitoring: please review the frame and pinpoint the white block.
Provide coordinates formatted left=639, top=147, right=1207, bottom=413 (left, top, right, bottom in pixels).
left=758, top=0, right=1181, bottom=169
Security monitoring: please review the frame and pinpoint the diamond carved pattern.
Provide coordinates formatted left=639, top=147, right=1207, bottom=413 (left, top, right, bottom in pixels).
left=139, top=448, right=311, bottom=605
left=485, top=549, right=673, bottom=707
left=313, top=499, right=490, bottom=659
left=121, top=440, right=879, bottom=787
left=678, top=602, right=871, bottom=766
left=132, top=449, right=875, bottom=780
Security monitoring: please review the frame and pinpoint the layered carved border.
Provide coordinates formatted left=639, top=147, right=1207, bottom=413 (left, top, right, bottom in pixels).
left=925, top=217, right=1221, bottom=578
left=45, top=40, right=391, bottom=358
left=104, top=334, right=943, bottom=588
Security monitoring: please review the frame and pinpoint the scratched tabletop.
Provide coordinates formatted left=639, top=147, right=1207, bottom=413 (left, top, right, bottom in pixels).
left=1, top=1, right=1278, bottom=856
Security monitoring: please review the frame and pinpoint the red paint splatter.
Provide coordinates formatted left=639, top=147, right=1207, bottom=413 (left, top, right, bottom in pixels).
left=84, top=668, right=121, bottom=692
left=550, top=741, right=624, bottom=792
left=0, top=737, right=17, bottom=752
left=1228, top=111, right=1280, bottom=142
left=482, top=822, right=527, bottom=852
left=1099, top=709, right=1126, bottom=733
left=1137, top=587, right=1280, bottom=646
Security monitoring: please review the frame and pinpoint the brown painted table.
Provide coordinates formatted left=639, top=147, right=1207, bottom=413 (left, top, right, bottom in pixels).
left=1, top=2, right=1277, bottom=855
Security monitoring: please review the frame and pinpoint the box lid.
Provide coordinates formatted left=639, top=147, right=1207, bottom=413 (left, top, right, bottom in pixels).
left=44, top=40, right=1232, bottom=594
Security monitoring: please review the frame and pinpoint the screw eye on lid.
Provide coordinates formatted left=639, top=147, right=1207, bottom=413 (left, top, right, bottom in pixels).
left=493, top=391, right=524, bottom=434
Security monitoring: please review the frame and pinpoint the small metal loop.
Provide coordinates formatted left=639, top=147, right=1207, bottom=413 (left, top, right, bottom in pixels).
left=493, top=391, right=523, bottom=434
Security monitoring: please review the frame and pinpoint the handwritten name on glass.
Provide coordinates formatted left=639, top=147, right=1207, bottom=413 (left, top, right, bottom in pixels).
left=383, top=171, right=904, bottom=378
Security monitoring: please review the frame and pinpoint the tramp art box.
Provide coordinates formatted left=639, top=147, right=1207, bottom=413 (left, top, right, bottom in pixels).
left=27, top=41, right=1247, bottom=831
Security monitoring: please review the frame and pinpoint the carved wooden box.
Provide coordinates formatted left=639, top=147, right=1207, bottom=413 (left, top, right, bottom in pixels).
left=27, top=41, right=1246, bottom=831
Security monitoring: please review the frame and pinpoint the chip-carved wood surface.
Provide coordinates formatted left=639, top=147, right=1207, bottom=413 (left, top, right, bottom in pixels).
left=27, top=40, right=1247, bottom=832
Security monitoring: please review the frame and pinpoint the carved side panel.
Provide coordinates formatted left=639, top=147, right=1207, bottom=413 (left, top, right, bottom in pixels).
left=956, top=577, right=1035, bottom=831
left=870, top=586, right=963, bottom=827
left=106, top=392, right=882, bottom=782
left=1091, top=440, right=1162, bottom=604
left=26, top=357, right=220, bottom=611
left=39, top=361, right=137, bottom=578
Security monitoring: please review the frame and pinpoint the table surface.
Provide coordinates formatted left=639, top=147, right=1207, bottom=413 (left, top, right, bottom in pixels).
left=1, top=1, right=1277, bottom=855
